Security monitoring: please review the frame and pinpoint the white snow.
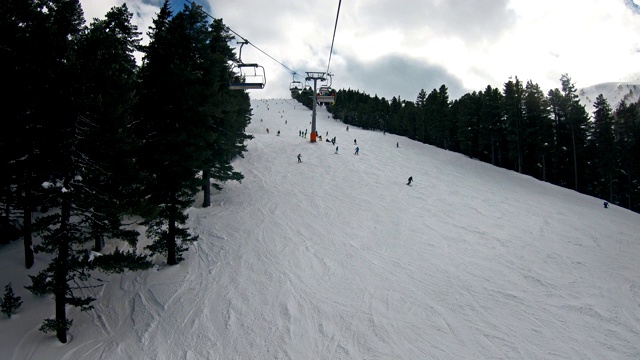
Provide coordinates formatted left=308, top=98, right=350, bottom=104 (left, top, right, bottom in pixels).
left=1, top=98, right=639, bottom=359
left=88, top=251, right=103, bottom=262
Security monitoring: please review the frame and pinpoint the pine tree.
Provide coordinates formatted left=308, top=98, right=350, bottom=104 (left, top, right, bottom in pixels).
left=25, top=134, right=152, bottom=343
left=479, top=86, right=505, bottom=166
left=385, top=96, right=401, bottom=135
left=559, top=74, right=591, bottom=191
left=136, top=1, right=221, bottom=264
left=503, top=77, right=525, bottom=173
left=74, top=4, right=143, bottom=250
left=1, top=283, right=23, bottom=318
left=613, top=101, right=640, bottom=210
left=590, top=95, right=616, bottom=201
left=453, top=92, right=481, bottom=158
left=201, top=17, right=251, bottom=207
left=424, top=86, right=452, bottom=149
left=523, top=81, right=553, bottom=181
left=0, top=0, right=51, bottom=267
left=415, top=89, right=428, bottom=143
left=21, top=0, right=152, bottom=344
left=547, top=88, right=565, bottom=185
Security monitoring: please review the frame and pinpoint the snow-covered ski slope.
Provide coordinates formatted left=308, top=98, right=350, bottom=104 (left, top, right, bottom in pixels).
left=2, top=98, right=640, bottom=359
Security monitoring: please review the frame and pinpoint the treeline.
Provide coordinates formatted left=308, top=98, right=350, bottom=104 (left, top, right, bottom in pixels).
left=0, top=0, right=251, bottom=343
left=303, top=75, right=640, bottom=213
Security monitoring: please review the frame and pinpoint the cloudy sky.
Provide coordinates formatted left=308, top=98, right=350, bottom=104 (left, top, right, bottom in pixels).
left=79, top=0, right=640, bottom=101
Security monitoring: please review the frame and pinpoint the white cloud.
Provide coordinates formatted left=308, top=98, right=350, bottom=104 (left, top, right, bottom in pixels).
left=78, top=0, right=640, bottom=100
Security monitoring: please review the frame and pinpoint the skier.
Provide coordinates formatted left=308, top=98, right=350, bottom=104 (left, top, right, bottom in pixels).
left=266, top=128, right=269, bottom=133
left=335, top=146, right=339, bottom=154
left=346, top=126, right=349, bottom=131
left=354, top=139, right=357, bottom=145
left=354, top=146, right=359, bottom=155
left=277, top=130, right=280, bottom=136
left=297, top=154, right=302, bottom=163
left=407, top=176, right=413, bottom=185
left=603, top=201, right=609, bottom=208
left=397, top=142, right=399, bottom=148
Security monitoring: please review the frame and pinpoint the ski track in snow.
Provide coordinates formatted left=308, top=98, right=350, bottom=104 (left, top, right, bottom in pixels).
left=1, top=99, right=640, bottom=359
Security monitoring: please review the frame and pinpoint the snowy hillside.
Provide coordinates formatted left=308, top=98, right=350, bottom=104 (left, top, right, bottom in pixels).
left=578, top=82, right=640, bottom=115
left=1, top=99, right=640, bottom=359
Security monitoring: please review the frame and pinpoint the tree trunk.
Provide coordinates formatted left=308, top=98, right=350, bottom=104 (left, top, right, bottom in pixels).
left=491, top=134, right=496, bottom=165
left=55, top=195, right=71, bottom=343
left=93, top=234, right=104, bottom=252
left=517, top=133, right=523, bottom=174
left=23, top=204, right=34, bottom=269
left=542, top=154, right=546, bottom=182
left=167, top=192, right=177, bottom=265
left=23, top=174, right=34, bottom=269
left=627, top=171, right=632, bottom=209
left=571, top=126, right=578, bottom=191
left=608, top=172, right=613, bottom=203
left=0, top=180, right=11, bottom=245
left=202, top=169, right=211, bottom=208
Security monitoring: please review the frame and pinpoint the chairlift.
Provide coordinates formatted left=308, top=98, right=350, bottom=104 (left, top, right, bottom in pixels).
left=316, top=73, right=336, bottom=103
left=229, top=41, right=266, bottom=90
left=229, top=63, right=266, bottom=90
left=322, top=73, right=333, bottom=87
left=289, top=73, right=303, bottom=91
left=316, top=90, right=336, bottom=104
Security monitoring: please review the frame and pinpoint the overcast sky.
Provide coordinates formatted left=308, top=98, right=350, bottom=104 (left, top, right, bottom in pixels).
left=79, top=0, right=640, bottom=101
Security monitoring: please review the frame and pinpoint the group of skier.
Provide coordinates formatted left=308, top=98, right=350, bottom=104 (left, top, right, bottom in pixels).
left=262, top=103, right=412, bottom=185
left=292, top=124, right=412, bottom=185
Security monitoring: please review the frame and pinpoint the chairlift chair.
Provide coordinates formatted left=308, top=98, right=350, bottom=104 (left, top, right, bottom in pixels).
left=229, top=63, right=266, bottom=90
left=229, top=40, right=266, bottom=90
left=316, top=91, right=336, bottom=104
left=316, top=73, right=335, bottom=103
left=289, top=73, right=303, bottom=91
left=290, top=80, right=303, bottom=91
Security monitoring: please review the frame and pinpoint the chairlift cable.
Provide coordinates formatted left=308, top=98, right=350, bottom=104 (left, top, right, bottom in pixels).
left=326, top=0, right=342, bottom=75
left=186, top=0, right=300, bottom=77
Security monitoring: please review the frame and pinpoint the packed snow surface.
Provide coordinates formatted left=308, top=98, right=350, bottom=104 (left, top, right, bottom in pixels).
left=2, top=99, right=640, bottom=359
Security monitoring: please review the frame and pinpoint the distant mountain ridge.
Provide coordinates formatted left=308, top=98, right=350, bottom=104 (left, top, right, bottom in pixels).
left=578, top=82, right=640, bottom=115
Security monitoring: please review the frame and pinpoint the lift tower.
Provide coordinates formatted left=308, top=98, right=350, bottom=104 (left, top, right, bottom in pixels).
left=305, top=71, right=326, bottom=143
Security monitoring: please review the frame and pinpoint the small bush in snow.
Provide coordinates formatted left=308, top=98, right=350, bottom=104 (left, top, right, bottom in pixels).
left=1, top=283, right=23, bottom=318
